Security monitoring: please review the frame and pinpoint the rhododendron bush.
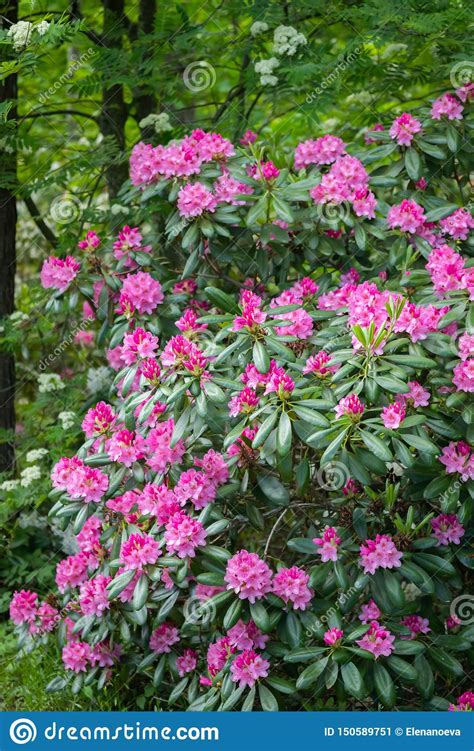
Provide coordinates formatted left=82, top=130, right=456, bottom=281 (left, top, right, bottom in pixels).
left=10, top=84, right=474, bottom=712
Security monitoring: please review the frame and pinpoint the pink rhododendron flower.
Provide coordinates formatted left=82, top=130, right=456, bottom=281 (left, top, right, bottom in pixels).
left=230, top=649, right=270, bottom=688
left=78, top=230, right=100, bottom=251
left=426, top=244, right=465, bottom=296
left=62, top=641, right=92, bottom=672
left=401, top=615, right=430, bottom=639
left=176, top=648, right=198, bottom=677
left=227, top=620, right=268, bottom=651
left=453, top=358, right=474, bottom=392
left=149, top=623, right=180, bottom=653
left=458, top=333, right=474, bottom=360
left=313, top=527, right=341, bottom=562
left=249, top=160, right=279, bottom=181
left=144, top=419, right=185, bottom=473
left=356, top=621, right=395, bottom=658
left=342, top=478, right=360, bottom=496
left=352, top=188, right=377, bottom=219
left=416, top=177, right=427, bottom=190
left=264, top=368, right=295, bottom=399
left=335, top=393, right=364, bottom=421
left=195, top=584, right=226, bottom=601
left=119, top=533, right=161, bottom=570
left=225, top=550, right=273, bottom=603
left=240, top=129, right=257, bottom=146
left=359, top=599, right=381, bottom=624
left=359, top=535, right=403, bottom=575
left=449, top=691, right=474, bottom=712
left=174, top=468, right=217, bottom=510
left=113, top=225, right=151, bottom=261
left=90, top=641, right=121, bottom=668
left=194, top=449, right=229, bottom=485
left=440, top=208, right=474, bottom=241
left=387, top=199, right=426, bottom=233
left=40, top=256, right=80, bottom=292
left=364, top=123, right=384, bottom=144
left=401, top=380, right=430, bottom=408
left=431, top=93, right=463, bottom=121
left=137, top=483, right=180, bottom=524
left=430, top=514, right=465, bottom=546
left=106, top=428, right=145, bottom=467
left=76, top=515, right=103, bottom=554
left=121, top=272, right=163, bottom=314
left=56, top=552, right=98, bottom=592
left=439, top=441, right=474, bottom=480
left=214, top=172, right=253, bottom=206
left=228, top=386, right=260, bottom=417
left=79, top=575, right=112, bottom=616
left=121, top=328, right=159, bottom=364
left=173, top=278, right=197, bottom=296
left=381, top=401, right=406, bottom=429
left=9, top=590, right=38, bottom=625
left=294, top=135, right=346, bottom=169
left=303, top=351, right=338, bottom=377
left=177, top=182, right=217, bottom=218
left=164, top=511, right=207, bottom=558
left=272, top=566, right=313, bottom=610
left=207, top=636, right=235, bottom=676
left=176, top=307, right=208, bottom=334
left=389, top=113, right=422, bottom=146
left=323, top=627, right=343, bottom=646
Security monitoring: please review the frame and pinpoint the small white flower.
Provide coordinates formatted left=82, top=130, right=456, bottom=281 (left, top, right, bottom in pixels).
left=110, top=204, right=128, bottom=216
left=250, top=21, right=268, bottom=37
left=58, top=411, right=76, bottom=430
left=20, top=465, right=42, bottom=487
left=26, top=448, right=48, bottom=463
left=87, top=366, right=111, bottom=394
left=139, top=112, right=173, bottom=133
left=255, top=58, right=280, bottom=86
left=36, top=20, right=50, bottom=36
left=7, top=21, right=33, bottom=51
left=273, top=25, right=306, bottom=56
left=0, top=479, right=20, bottom=491
left=38, top=373, right=65, bottom=393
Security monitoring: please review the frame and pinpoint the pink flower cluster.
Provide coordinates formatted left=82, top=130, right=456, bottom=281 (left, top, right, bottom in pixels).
left=401, top=615, right=430, bottom=640
left=303, top=351, right=338, bottom=378
left=389, top=113, right=422, bottom=146
left=430, top=514, right=465, bottom=546
left=359, top=535, right=403, bottom=575
left=230, top=649, right=270, bottom=688
left=313, top=527, right=341, bottom=562
left=335, top=393, right=364, bottom=421
left=119, top=533, right=161, bottom=570
left=381, top=401, right=406, bottom=429
left=294, top=135, right=346, bottom=169
left=164, top=511, right=207, bottom=558
left=224, top=550, right=273, bottom=603
left=272, top=566, right=313, bottom=610
left=310, top=155, right=376, bottom=219
left=387, top=199, right=426, bottom=234
left=40, top=256, right=80, bottom=292
left=150, top=623, right=180, bottom=653
left=9, top=590, right=59, bottom=635
left=113, top=225, right=151, bottom=263
left=439, top=441, right=474, bottom=481
left=120, top=272, right=163, bottom=314
left=356, top=621, right=395, bottom=658
left=51, top=457, right=109, bottom=502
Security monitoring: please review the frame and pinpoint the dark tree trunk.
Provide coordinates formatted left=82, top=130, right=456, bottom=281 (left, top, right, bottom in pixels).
left=100, top=0, right=128, bottom=198
left=0, top=0, right=18, bottom=473
left=134, top=0, right=157, bottom=127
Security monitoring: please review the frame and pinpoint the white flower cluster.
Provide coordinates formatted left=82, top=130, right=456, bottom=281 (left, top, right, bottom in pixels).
left=25, top=448, right=48, bottom=463
left=250, top=21, right=268, bottom=37
left=58, top=411, right=76, bottom=430
left=254, top=57, right=279, bottom=87
left=138, top=112, right=173, bottom=133
left=87, top=366, right=111, bottom=394
left=110, top=204, right=128, bottom=216
left=7, top=19, right=50, bottom=51
left=0, top=479, right=19, bottom=491
left=9, top=311, right=29, bottom=325
left=37, top=373, right=65, bottom=393
left=20, top=465, right=41, bottom=487
left=273, top=25, right=307, bottom=56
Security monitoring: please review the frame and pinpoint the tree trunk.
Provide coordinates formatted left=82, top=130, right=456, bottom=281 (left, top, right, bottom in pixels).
left=134, top=0, right=157, bottom=128
left=100, top=0, right=128, bottom=198
left=0, top=0, right=18, bottom=473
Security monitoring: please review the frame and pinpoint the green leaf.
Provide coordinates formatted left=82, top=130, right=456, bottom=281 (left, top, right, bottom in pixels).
left=205, top=286, right=238, bottom=313
left=257, top=474, right=289, bottom=506
left=296, top=657, right=328, bottom=689
left=414, top=654, right=435, bottom=698
left=293, top=404, right=329, bottom=427
left=258, top=683, right=279, bottom=711
left=386, top=655, right=418, bottom=682
left=341, top=661, right=366, bottom=699
left=401, top=433, right=439, bottom=454
left=250, top=601, right=271, bottom=632
left=373, top=663, right=396, bottom=708
left=252, top=410, right=279, bottom=449
left=428, top=648, right=464, bottom=678
left=404, top=148, right=422, bottom=180
left=359, top=429, right=392, bottom=461
left=284, top=647, right=327, bottom=663
left=277, top=411, right=292, bottom=456
left=253, top=340, right=270, bottom=374
left=375, top=375, right=408, bottom=393
left=132, top=574, right=149, bottom=611
left=320, top=428, right=349, bottom=465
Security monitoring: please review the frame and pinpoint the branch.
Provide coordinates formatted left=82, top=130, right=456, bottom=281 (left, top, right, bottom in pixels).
left=20, top=109, right=100, bottom=124
left=23, top=196, right=58, bottom=248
